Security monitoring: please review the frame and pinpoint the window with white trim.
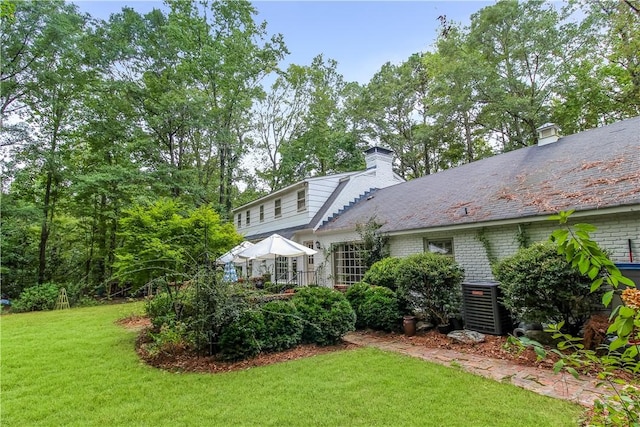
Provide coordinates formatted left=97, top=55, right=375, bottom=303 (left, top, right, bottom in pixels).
left=297, top=189, right=306, bottom=211
left=245, top=210, right=250, bottom=226
left=274, top=199, right=281, bottom=218
left=425, top=238, right=454, bottom=257
left=259, top=205, right=264, bottom=222
left=237, top=213, right=241, bottom=228
left=332, top=242, right=365, bottom=286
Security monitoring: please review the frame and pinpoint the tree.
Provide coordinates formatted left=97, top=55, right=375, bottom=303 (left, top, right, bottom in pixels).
left=114, top=199, right=241, bottom=290
left=467, top=0, right=573, bottom=150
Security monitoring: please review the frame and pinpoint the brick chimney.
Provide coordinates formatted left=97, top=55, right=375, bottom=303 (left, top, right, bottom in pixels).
left=364, top=146, right=394, bottom=180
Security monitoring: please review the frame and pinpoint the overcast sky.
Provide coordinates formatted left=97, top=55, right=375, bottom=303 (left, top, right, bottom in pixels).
left=73, top=0, right=493, bottom=84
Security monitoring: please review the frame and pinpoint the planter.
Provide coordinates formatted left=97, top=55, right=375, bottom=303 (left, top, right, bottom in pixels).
left=334, top=285, right=349, bottom=293
left=437, top=323, right=453, bottom=334
left=403, top=316, right=417, bottom=337
left=450, top=317, right=464, bottom=331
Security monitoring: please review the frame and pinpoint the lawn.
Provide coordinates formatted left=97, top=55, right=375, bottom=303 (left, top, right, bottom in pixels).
left=1, top=303, right=582, bottom=426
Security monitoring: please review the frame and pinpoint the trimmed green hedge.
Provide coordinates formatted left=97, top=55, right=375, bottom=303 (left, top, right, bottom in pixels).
left=292, top=286, right=356, bottom=346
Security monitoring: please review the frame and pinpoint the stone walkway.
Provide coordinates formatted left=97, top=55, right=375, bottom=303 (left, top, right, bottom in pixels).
left=343, top=332, right=615, bottom=407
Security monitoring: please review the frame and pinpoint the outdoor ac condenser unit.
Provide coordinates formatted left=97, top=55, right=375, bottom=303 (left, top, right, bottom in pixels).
left=461, top=281, right=512, bottom=335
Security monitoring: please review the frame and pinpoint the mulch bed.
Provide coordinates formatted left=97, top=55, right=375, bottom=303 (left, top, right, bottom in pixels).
left=117, top=315, right=633, bottom=381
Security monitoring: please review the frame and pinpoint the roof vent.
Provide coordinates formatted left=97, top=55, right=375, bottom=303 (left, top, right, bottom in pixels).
left=536, top=123, right=561, bottom=146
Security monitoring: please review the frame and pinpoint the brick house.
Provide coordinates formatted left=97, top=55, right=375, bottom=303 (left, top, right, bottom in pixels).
left=315, top=117, right=640, bottom=287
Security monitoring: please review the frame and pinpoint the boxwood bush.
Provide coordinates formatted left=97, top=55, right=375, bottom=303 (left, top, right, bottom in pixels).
left=345, top=281, right=371, bottom=329
left=396, top=252, right=464, bottom=325
left=493, top=241, right=600, bottom=333
left=362, top=257, right=402, bottom=290
left=292, top=286, right=356, bottom=345
left=218, top=309, right=266, bottom=361
left=360, top=286, right=401, bottom=332
left=260, top=300, right=303, bottom=352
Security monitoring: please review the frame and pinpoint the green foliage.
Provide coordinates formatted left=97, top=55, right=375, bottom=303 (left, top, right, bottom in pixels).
left=260, top=300, right=303, bottom=352
left=114, top=199, right=241, bottom=290
left=475, top=228, right=497, bottom=266
left=145, top=292, right=179, bottom=330
left=11, top=283, right=60, bottom=312
left=493, top=241, right=600, bottom=333
left=218, top=309, right=266, bottom=361
left=292, top=286, right=356, bottom=345
left=395, top=252, right=464, bottom=324
left=362, top=257, right=402, bottom=290
left=360, top=286, right=401, bottom=332
left=522, top=211, right=640, bottom=427
left=345, top=281, right=372, bottom=329
left=355, top=217, right=390, bottom=269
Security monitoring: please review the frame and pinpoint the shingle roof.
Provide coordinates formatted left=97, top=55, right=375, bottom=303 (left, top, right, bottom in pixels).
left=319, top=116, right=640, bottom=234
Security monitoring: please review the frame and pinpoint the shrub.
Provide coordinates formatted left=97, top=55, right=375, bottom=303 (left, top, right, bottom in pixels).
left=145, top=292, right=177, bottom=330
left=396, top=252, right=464, bottom=325
left=292, top=286, right=356, bottom=346
left=345, top=281, right=371, bottom=329
left=218, top=309, right=265, bottom=361
left=493, top=241, right=600, bottom=333
left=11, top=283, right=60, bottom=312
left=362, top=257, right=402, bottom=290
left=260, top=300, right=303, bottom=352
left=360, top=286, right=401, bottom=332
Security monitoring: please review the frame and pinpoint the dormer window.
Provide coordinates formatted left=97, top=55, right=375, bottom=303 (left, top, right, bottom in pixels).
left=236, top=213, right=241, bottom=228
left=259, top=205, right=264, bottom=222
left=274, top=199, right=281, bottom=218
left=246, top=210, right=250, bottom=226
left=297, top=189, right=306, bottom=211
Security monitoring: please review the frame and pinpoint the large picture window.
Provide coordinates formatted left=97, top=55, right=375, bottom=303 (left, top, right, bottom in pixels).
left=332, top=242, right=365, bottom=286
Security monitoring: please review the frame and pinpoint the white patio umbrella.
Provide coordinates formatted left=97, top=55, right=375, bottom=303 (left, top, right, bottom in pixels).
left=236, top=234, right=316, bottom=260
left=216, top=241, right=255, bottom=265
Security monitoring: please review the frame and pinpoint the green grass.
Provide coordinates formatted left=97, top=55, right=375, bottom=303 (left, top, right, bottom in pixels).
left=1, top=304, right=582, bottom=426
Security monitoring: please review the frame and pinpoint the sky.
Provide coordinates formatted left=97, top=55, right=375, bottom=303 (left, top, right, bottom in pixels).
left=73, top=0, right=494, bottom=84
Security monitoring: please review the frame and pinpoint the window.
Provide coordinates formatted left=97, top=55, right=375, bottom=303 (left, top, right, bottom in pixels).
left=274, top=199, right=281, bottom=217
left=237, top=213, right=241, bottom=228
left=297, top=189, right=306, bottom=211
left=425, top=239, right=454, bottom=256
left=332, top=242, right=365, bottom=286
left=304, top=241, right=315, bottom=266
left=246, top=210, right=250, bottom=226
left=275, top=256, right=288, bottom=282
left=259, top=205, right=264, bottom=222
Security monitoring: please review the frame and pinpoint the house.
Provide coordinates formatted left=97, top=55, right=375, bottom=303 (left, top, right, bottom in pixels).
left=315, top=117, right=640, bottom=287
left=232, top=147, right=404, bottom=282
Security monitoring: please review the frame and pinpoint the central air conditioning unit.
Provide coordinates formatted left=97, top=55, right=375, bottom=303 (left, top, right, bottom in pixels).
left=462, top=281, right=512, bottom=335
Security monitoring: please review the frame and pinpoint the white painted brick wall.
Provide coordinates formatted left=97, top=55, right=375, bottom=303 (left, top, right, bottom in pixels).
left=386, top=211, right=639, bottom=282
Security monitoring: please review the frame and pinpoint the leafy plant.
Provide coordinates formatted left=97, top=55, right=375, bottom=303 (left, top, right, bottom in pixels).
left=493, top=241, right=600, bottom=334
left=260, top=300, right=303, bottom=352
left=292, top=286, right=356, bottom=345
left=513, top=210, right=639, bottom=427
left=11, top=283, right=60, bottom=312
left=356, top=217, right=390, bottom=268
left=345, top=281, right=372, bottom=329
left=360, top=286, right=401, bottom=332
left=395, top=252, right=464, bottom=325
left=362, top=257, right=402, bottom=290
left=218, top=309, right=265, bottom=361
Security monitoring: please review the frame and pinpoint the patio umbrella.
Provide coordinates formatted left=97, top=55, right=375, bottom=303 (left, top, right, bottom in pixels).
left=216, top=241, right=255, bottom=264
left=236, top=234, right=317, bottom=260
left=222, top=261, right=239, bottom=282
